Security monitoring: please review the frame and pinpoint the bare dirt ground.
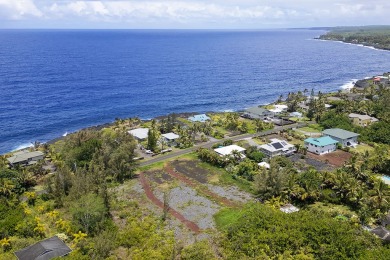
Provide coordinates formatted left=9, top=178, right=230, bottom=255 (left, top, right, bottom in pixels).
left=307, top=150, right=352, bottom=167
left=171, top=160, right=210, bottom=184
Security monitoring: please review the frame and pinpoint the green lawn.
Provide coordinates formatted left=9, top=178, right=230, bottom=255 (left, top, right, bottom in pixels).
left=296, top=126, right=322, bottom=133
left=214, top=207, right=243, bottom=230
left=350, top=144, right=375, bottom=154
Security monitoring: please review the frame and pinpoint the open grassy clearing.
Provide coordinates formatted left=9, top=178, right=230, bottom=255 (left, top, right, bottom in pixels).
left=351, top=143, right=375, bottom=154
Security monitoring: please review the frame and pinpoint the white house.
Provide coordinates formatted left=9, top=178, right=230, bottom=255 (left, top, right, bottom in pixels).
left=322, top=128, right=359, bottom=147
left=7, top=150, right=44, bottom=167
left=161, top=132, right=180, bottom=145
left=214, top=145, right=246, bottom=157
left=304, top=136, right=338, bottom=155
left=128, top=128, right=149, bottom=141
left=259, top=138, right=295, bottom=158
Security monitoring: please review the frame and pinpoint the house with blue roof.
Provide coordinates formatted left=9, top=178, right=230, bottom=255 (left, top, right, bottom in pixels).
left=188, top=114, right=210, bottom=122
left=304, top=136, right=338, bottom=155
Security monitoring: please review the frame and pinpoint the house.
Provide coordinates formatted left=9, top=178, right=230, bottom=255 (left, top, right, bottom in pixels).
left=14, top=236, right=72, bottom=260
left=289, top=111, right=302, bottom=118
left=214, top=145, right=246, bottom=157
left=161, top=132, right=180, bottom=145
left=304, top=136, right=338, bottom=155
left=188, top=114, right=210, bottom=122
left=268, top=104, right=288, bottom=115
left=7, top=150, right=44, bottom=167
left=259, top=138, right=295, bottom=158
left=128, top=128, right=149, bottom=141
left=242, top=106, right=273, bottom=120
left=322, top=128, right=359, bottom=147
left=348, top=113, right=378, bottom=127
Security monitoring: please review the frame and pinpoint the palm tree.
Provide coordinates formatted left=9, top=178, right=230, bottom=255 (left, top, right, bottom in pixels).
left=370, top=180, right=390, bottom=212
left=0, top=179, right=15, bottom=198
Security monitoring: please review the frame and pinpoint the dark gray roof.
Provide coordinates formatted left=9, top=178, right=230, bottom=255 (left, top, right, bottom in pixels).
left=245, top=106, right=269, bottom=116
left=14, top=236, right=72, bottom=260
left=371, top=226, right=390, bottom=241
left=322, top=128, right=359, bottom=140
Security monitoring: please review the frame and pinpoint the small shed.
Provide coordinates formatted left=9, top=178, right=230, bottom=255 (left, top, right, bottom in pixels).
left=14, top=236, right=72, bottom=260
left=258, top=162, right=270, bottom=169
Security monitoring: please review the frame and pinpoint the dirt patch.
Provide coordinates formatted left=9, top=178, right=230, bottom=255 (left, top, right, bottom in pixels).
left=139, top=172, right=201, bottom=233
left=290, top=154, right=335, bottom=172
left=306, top=150, right=352, bottom=167
left=171, top=160, right=210, bottom=184
left=155, top=186, right=220, bottom=230
left=144, top=170, right=174, bottom=184
left=165, top=164, right=238, bottom=208
left=206, top=184, right=252, bottom=203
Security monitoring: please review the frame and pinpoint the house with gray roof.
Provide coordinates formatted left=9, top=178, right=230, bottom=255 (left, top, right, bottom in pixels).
left=7, top=150, right=44, bottom=167
left=322, top=128, right=359, bottom=147
left=242, top=106, right=272, bottom=120
left=14, top=236, right=72, bottom=260
left=259, top=138, right=295, bottom=158
left=348, top=113, right=378, bottom=127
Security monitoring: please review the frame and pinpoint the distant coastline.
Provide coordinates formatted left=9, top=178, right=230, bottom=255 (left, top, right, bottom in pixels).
left=316, top=25, right=390, bottom=51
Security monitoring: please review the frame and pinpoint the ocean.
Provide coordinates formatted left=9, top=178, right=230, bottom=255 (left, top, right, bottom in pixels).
left=1, top=29, right=390, bottom=154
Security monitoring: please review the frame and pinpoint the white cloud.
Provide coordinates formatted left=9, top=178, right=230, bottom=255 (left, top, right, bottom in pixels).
left=0, top=0, right=42, bottom=19
left=0, top=0, right=389, bottom=28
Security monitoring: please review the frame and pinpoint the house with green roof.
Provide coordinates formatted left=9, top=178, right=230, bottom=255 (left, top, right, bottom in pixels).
left=304, top=136, right=338, bottom=155
left=322, top=128, right=359, bottom=147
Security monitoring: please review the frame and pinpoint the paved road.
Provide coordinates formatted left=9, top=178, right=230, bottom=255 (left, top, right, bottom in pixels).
left=138, top=122, right=305, bottom=167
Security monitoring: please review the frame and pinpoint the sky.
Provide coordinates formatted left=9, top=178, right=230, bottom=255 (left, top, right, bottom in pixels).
left=0, top=0, right=389, bottom=29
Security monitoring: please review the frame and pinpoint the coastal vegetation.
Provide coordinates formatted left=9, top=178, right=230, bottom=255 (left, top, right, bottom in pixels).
left=318, top=26, right=390, bottom=50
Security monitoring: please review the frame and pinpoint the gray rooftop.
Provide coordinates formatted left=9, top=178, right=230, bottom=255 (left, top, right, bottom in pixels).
left=245, top=106, right=269, bottom=115
left=14, top=236, right=72, bottom=260
left=7, top=151, right=44, bottom=164
left=322, top=128, right=359, bottom=140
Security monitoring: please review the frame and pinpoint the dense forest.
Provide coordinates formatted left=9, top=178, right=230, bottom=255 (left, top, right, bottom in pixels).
left=318, top=26, right=390, bottom=50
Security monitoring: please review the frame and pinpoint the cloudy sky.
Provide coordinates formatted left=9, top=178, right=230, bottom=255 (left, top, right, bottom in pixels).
left=0, top=0, right=389, bottom=29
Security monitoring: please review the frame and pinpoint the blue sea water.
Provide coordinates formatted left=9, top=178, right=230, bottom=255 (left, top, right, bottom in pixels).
left=1, top=29, right=390, bottom=154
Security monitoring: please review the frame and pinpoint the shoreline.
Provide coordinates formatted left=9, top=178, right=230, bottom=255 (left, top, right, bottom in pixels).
left=315, top=37, right=390, bottom=52
left=3, top=72, right=384, bottom=155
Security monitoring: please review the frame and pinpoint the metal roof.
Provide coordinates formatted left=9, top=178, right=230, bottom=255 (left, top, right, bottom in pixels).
left=14, top=236, right=72, bottom=260
left=214, top=145, right=246, bottom=156
left=7, top=151, right=44, bottom=164
left=162, top=132, right=180, bottom=140
left=245, top=106, right=269, bottom=116
left=322, top=128, right=359, bottom=140
left=188, top=114, right=210, bottom=122
left=128, top=128, right=149, bottom=139
left=304, top=136, right=338, bottom=147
